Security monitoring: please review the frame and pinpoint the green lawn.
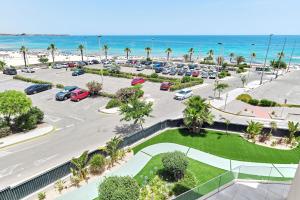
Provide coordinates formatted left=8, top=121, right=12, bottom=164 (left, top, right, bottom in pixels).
left=134, top=154, right=225, bottom=186
left=133, top=129, right=300, bottom=164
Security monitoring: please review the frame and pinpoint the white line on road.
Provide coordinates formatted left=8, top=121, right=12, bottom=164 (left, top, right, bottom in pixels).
left=0, top=150, right=12, bottom=158
left=33, top=154, right=58, bottom=166
left=66, top=124, right=74, bottom=128
left=69, top=115, right=85, bottom=122
left=45, top=114, right=62, bottom=122
left=0, top=163, right=23, bottom=178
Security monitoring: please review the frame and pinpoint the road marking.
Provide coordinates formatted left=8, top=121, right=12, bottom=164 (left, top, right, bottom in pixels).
left=45, top=115, right=62, bottom=122
left=69, top=115, right=85, bottom=122
left=0, top=163, right=23, bottom=178
left=33, top=154, right=58, bottom=166
left=66, top=124, right=74, bottom=128
left=0, top=150, right=12, bottom=158
left=55, top=127, right=63, bottom=131
left=12, top=141, right=49, bottom=153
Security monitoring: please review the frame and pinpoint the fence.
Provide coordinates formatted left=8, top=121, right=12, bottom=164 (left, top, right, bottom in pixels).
left=174, top=166, right=297, bottom=200
left=0, top=118, right=295, bottom=200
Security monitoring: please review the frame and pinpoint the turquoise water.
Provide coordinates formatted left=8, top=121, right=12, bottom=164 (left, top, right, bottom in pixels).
left=0, top=35, right=299, bottom=63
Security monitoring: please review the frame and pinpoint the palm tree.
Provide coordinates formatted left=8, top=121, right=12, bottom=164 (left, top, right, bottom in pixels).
left=183, top=96, right=214, bottom=134
left=235, top=55, right=245, bottom=65
left=103, top=44, right=109, bottom=60
left=188, top=48, right=194, bottom=62
left=246, top=121, right=263, bottom=139
left=78, top=44, right=85, bottom=61
left=124, top=47, right=131, bottom=59
left=229, top=52, right=235, bottom=63
left=165, top=48, right=172, bottom=61
left=207, top=49, right=214, bottom=60
left=278, top=51, right=285, bottom=60
left=216, top=56, right=224, bottom=66
left=47, top=43, right=56, bottom=65
left=0, top=60, right=5, bottom=71
left=70, top=151, right=89, bottom=181
left=145, top=47, right=152, bottom=60
left=183, top=54, right=189, bottom=62
left=287, top=121, right=299, bottom=144
left=20, top=46, right=28, bottom=68
left=214, top=83, right=229, bottom=98
left=105, top=136, right=123, bottom=167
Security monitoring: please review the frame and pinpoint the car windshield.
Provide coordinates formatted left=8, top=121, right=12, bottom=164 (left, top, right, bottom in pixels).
left=178, top=90, right=188, bottom=94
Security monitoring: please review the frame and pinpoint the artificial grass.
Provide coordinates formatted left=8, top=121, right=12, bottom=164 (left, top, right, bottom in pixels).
left=134, top=154, right=225, bottom=186
left=133, top=128, right=300, bottom=164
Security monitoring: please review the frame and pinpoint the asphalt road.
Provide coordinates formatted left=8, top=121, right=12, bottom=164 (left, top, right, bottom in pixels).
left=0, top=67, right=274, bottom=188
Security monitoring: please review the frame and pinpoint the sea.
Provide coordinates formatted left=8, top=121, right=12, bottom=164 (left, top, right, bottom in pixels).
left=0, top=35, right=300, bottom=63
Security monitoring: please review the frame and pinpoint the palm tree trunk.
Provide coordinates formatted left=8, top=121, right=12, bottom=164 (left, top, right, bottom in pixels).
left=81, top=50, right=83, bottom=61
left=52, top=51, right=55, bottom=64
left=167, top=52, right=169, bottom=61
left=23, top=52, right=27, bottom=68
left=126, top=52, right=128, bottom=60
left=147, top=52, right=149, bottom=59
left=105, top=51, right=107, bottom=60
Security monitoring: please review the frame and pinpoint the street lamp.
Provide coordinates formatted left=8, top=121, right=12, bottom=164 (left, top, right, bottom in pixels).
left=260, top=34, right=273, bottom=85
left=97, top=35, right=104, bottom=84
left=247, top=43, right=255, bottom=81
left=216, top=42, right=223, bottom=83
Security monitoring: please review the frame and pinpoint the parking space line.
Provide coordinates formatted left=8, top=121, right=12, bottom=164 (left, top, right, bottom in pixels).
left=69, top=115, right=85, bottom=122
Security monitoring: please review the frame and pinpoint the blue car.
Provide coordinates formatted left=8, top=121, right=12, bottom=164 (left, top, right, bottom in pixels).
left=55, top=86, right=78, bottom=101
left=25, top=84, right=52, bottom=95
left=154, top=66, right=163, bottom=73
left=72, top=69, right=85, bottom=76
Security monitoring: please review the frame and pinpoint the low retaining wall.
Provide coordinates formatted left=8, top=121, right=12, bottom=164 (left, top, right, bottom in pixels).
left=0, top=118, right=296, bottom=200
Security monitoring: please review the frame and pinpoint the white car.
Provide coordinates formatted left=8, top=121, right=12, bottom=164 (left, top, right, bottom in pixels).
left=174, top=89, right=193, bottom=100
left=21, top=67, right=35, bottom=73
left=136, top=65, right=145, bottom=71
left=53, top=63, right=67, bottom=69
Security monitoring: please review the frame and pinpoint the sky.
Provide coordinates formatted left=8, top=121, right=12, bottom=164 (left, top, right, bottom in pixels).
left=0, top=0, right=299, bottom=35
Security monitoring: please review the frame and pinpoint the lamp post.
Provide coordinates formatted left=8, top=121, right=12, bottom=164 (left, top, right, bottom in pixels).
left=287, top=41, right=296, bottom=73
left=260, top=34, right=273, bottom=85
left=248, top=43, right=255, bottom=82
left=97, top=35, right=103, bottom=84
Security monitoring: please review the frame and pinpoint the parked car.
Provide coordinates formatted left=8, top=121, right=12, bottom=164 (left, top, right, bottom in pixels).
left=55, top=86, right=78, bottom=101
left=53, top=63, right=67, bottom=69
left=21, top=67, right=35, bottom=73
left=91, top=59, right=100, bottom=64
left=201, top=71, right=209, bottom=78
left=208, top=71, right=217, bottom=79
left=174, top=89, right=193, bottom=100
left=162, top=68, right=171, bottom=75
left=67, top=62, right=77, bottom=68
left=177, top=68, right=185, bottom=75
left=72, top=68, right=85, bottom=76
left=24, top=84, right=52, bottom=95
left=192, top=70, right=200, bottom=77
left=160, top=82, right=173, bottom=91
left=136, top=65, right=145, bottom=71
left=185, top=70, right=192, bottom=76
left=131, top=77, right=145, bottom=86
left=169, top=68, right=177, bottom=75
left=3, top=67, right=17, bottom=75
left=77, top=61, right=86, bottom=67
left=70, top=88, right=90, bottom=101
left=155, top=66, right=163, bottom=73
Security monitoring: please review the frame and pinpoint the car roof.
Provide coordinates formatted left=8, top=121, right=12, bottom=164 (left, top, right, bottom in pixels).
left=64, top=86, right=77, bottom=90
left=180, top=88, right=192, bottom=92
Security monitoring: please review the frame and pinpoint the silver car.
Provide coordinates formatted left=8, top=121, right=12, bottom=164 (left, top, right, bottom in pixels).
left=21, top=67, right=35, bottom=73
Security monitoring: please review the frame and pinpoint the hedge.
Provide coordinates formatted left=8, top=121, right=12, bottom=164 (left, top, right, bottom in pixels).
left=13, top=75, right=53, bottom=85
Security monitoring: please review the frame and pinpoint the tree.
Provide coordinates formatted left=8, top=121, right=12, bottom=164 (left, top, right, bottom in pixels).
left=86, top=81, right=102, bottom=95
left=235, top=55, right=245, bottom=65
left=214, top=83, right=229, bottom=98
left=183, top=54, right=189, bottom=62
left=103, top=44, right=109, bottom=60
left=47, top=43, right=57, bottom=65
left=20, top=46, right=28, bottom=68
left=287, top=121, right=299, bottom=144
left=105, top=136, right=122, bottom=167
left=270, top=60, right=287, bottom=69
left=78, top=44, right=85, bottom=61
left=183, top=96, right=214, bottom=134
left=278, top=51, right=285, bottom=60
left=162, top=151, right=188, bottom=181
left=70, top=151, right=89, bottom=182
left=89, top=154, right=106, bottom=174
left=98, top=176, right=140, bottom=200
left=145, top=47, right=152, bottom=60
left=229, top=52, right=235, bottom=62
left=0, top=60, right=6, bottom=71
left=216, top=56, right=224, bottom=66
left=124, top=47, right=131, bottom=59
left=206, top=49, right=214, bottom=60
left=240, top=75, right=247, bottom=87
left=38, top=56, right=48, bottom=64
left=119, top=97, right=153, bottom=130
left=165, top=48, right=172, bottom=61
left=246, top=121, right=263, bottom=139
left=251, top=52, right=256, bottom=60
left=188, top=48, right=194, bottom=62
left=269, top=121, right=277, bottom=137
left=0, top=90, right=32, bottom=127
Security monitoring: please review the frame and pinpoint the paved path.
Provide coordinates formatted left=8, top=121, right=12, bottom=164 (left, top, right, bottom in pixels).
left=57, top=143, right=298, bottom=200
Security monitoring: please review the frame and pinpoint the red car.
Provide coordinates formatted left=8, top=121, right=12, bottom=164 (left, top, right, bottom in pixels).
left=70, top=88, right=90, bottom=101
left=192, top=70, right=200, bottom=77
left=68, top=62, right=77, bottom=68
left=131, top=77, right=145, bottom=86
left=160, top=82, right=173, bottom=91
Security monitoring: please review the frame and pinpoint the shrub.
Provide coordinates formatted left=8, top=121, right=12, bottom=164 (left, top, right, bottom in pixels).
left=0, top=126, right=11, bottom=138
left=140, top=176, right=170, bottom=199
left=89, top=154, right=106, bottom=174
left=181, top=76, right=191, bottom=83
left=99, top=92, right=116, bottom=99
left=162, top=151, right=188, bottom=181
left=248, top=99, right=259, bottom=106
left=236, top=94, right=252, bottom=103
left=86, top=81, right=102, bottom=95
left=98, top=176, right=140, bottom=200
left=172, top=171, right=197, bottom=195
left=150, top=73, right=159, bottom=78
left=105, top=98, right=121, bottom=109
left=37, top=192, right=46, bottom=200
left=54, top=179, right=65, bottom=194
left=259, top=99, right=277, bottom=107
left=29, top=107, right=44, bottom=123
left=13, top=75, right=52, bottom=85
left=13, top=107, right=44, bottom=132
left=56, top=84, right=64, bottom=89
left=116, top=87, right=137, bottom=103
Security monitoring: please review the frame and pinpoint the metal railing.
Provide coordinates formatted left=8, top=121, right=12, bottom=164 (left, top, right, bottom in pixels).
left=173, top=166, right=297, bottom=200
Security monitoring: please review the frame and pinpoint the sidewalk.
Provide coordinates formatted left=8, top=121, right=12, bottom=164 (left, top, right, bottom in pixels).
left=57, top=143, right=298, bottom=200
left=0, top=123, right=54, bottom=149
